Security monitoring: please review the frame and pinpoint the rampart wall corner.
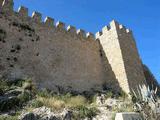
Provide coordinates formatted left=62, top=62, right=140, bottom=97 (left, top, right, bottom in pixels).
left=96, top=20, right=147, bottom=94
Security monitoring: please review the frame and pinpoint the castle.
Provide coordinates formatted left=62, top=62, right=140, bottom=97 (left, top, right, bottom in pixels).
left=0, top=0, right=159, bottom=94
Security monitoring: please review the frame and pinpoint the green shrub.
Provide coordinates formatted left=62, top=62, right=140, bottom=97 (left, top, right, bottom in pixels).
left=0, top=79, right=27, bottom=92
left=0, top=79, right=36, bottom=112
left=74, top=106, right=99, bottom=119
left=37, top=88, right=53, bottom=98
left=119, top=90, right=128, bottom=100
left=23, top=79, right=34, bottom=90
left=67, top=95, right=87, bottom=108
left=18, top=91, right=31, bottom=105
left=37, top=96, right=65, bottom=110
left=105, top=91, right=114, bottom=98
left=56, top=93, right=72, bottom=102
left=0, top=80, right=10, bottom=95
left=0, top=115, right=18, bottom=120
left=31, top=99, right=44, bottom=108
left=10, top=79, right=25, bottom=87
left=0, top=97, right=20, bottom=112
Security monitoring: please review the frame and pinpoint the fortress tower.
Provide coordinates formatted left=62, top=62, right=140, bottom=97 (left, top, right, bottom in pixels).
left=96, top=20, right=147, bottom=93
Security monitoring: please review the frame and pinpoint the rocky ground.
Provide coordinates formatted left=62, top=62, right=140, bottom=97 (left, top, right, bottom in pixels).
left=0, top=79, right=160, bottom=120
left=15, top=97, right=130, bottom=120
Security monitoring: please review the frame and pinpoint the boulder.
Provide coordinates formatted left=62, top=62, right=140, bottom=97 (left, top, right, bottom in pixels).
left=115, top=112, right=143, bottom=120
left=20, top=112, right=38, bottom=120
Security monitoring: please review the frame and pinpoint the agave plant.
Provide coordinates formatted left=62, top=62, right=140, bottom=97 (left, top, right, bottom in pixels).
left=132, top=84, right=157, bottom=103
left=132, top=84, right=160, bottom=120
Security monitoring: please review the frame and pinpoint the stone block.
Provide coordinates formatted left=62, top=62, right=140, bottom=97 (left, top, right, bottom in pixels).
left=115, top=112, right=143, bottom=120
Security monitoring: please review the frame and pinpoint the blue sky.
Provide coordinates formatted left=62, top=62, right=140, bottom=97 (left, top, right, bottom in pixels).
left=14, top=0, right=160, bottom=83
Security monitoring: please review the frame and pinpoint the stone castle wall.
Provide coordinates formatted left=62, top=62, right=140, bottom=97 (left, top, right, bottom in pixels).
left=0, top=0, right=158, bottom=94
left=0, top=0, right=120, bottom=93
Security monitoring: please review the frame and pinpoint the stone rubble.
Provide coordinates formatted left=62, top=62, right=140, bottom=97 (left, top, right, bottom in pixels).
left=19, top=107, right=72, bottom=120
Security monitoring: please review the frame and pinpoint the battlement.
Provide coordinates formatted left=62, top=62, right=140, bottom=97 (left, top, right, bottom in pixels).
left=0, top=0, right=150, bottom=94
left=1, top=0, right=14, bottom=12
left=96, top=20, right=132, bottom=39
left=0, top=0, right=96, bottom=41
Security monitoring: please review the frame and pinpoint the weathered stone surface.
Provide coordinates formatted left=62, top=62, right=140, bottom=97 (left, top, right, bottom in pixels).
left=20, top=112, right=38, bottom=120
left=0, top=0, right=157, bottom=94
left=0, top=0, right=119, bottom=93
left=97, top=20, right=147, bottom=94
left=115, top=112, right=143, bottom=120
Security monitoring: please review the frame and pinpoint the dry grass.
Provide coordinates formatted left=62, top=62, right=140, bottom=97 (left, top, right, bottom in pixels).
left=36, top=95, right=88, bottom=111
left=37, top=97, right=65, bottom=110
left=66, top=95, right=87, bottom=108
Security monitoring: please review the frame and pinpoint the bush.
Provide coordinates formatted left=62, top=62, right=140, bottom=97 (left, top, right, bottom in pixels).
left=0, top=115, right=18, bottom=120
left=73, top=106, right=98, bottom=119
left=105, top=91, right=114, bottom=98
left=119, top=90, right=128, bottom=100
left=37, top=88, right=52, bottom=98
left=36, top=93, right=90, bottom=111
left=23, top=79, right=34, bottom=91
left=0, top=97, right=20, bottom=112
left=0, top=80, right=10, bottom=94
left=10, top=79, right=25, bottom=87
left=31, top=99, right=44, bottom=108
left=55, top=93, right=72, bottom=102
left=18, top=91, right=31, bottom=105
left=37, top=97, right=65, bottom=110
left=67, top=95, right=87, bottom=108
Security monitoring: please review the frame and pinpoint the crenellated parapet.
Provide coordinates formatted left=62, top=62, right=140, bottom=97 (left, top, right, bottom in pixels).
left=56, top=21, right=65, bottom=29
left=44, top=17, right=54, bottom=27
left=67, top=25, right=76, bottom=33
left=0, top=0, right=96, bottom=41
left=77, top=29, right=86, bottom=38
left=18, top=6, right=28, bottom=16
left=0, top=0, right=151, bottom=95
left=86, top=32, right=94, bottom=40
left=96, top=20, right=132, bottom=39
left=1, top=0, right=14, bottom=12
left=96, top=20, right=147, bottom=94
left=31, top=11, right=42, bottom=23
